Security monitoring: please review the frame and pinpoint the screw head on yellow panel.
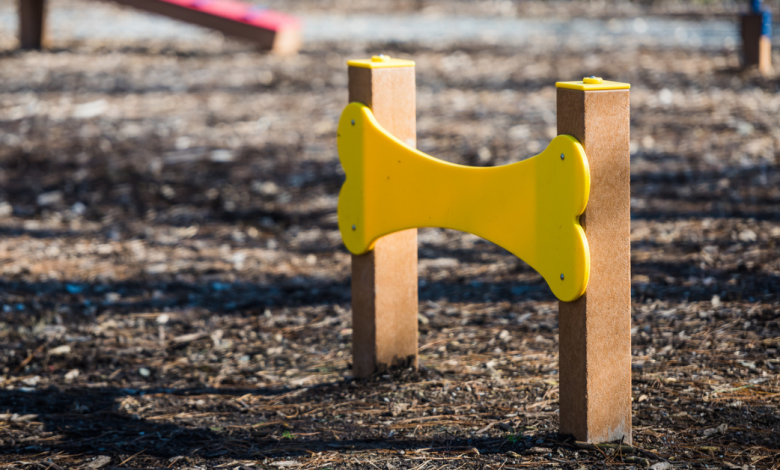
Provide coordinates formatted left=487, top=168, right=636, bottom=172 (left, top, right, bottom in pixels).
left=583, top=76, right=603, bottom=84
left=372, top=55, right=390, bottom=62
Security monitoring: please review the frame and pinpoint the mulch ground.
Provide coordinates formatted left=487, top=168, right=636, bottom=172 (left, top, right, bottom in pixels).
left=0, top=1, right=779, bottom=468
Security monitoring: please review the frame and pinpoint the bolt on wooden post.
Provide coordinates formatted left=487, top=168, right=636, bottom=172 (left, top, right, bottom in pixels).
left=741, top=0, right=772, bottom=74
left=19, top=0, right=47, bottom=50
left=347, top=56, right=419, bottom=378
left=556, top=78, right=632, bottom=444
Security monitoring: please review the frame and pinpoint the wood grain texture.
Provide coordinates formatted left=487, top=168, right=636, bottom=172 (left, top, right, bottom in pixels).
left=741, top=14, right=772, bottom=74
left=348, top=65, right=418, bottom=378
left=19, top=0, right=46, bottom=50
left=758, top=36, right=772, bottom=75
left=557, top=87, right=632, bottom=444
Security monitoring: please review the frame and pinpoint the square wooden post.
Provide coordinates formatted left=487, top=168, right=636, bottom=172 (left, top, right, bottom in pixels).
left=557, top=80, right=632, bottom=444
left=19, top=0, right=46, bottom=50
left=348, top=57, right=418, bottom=378
left=741, top=12, right=772, bottom=74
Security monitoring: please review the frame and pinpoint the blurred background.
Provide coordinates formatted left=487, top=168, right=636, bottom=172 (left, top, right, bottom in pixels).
left=0, top=0, right=778, bottom=468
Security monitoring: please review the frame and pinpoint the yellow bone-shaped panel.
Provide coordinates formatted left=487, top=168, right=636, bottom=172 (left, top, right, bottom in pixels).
left=337, top=102, right=590, bottom=302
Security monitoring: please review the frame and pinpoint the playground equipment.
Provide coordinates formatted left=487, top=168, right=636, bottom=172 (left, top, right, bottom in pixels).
left=18, top=0, right=301, bottom=54
left=741, top=0, right=772, bottom=74
left=338, top=104, right=591, bottom=303
left=338, top=56, right=631, bottom=444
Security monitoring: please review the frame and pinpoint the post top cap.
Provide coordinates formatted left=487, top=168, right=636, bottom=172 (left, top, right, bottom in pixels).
left=348, top=55, right=416, bottom=69
left=556, top=77, right=631, bottom=91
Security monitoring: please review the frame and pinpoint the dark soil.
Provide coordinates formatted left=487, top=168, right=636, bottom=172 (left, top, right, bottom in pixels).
left=0, top=1, right=779, bottom=468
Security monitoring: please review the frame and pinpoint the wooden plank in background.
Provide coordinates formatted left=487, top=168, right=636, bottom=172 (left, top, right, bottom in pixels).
left=110, top=0, right=301, bottom=54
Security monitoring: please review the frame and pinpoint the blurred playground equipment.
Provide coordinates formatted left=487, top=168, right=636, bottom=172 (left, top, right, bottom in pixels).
left=741, top=0, right=772, bottom=73
left=338, top=56, right=632, bottom=444
left=18, top=0, right=301, bottom=54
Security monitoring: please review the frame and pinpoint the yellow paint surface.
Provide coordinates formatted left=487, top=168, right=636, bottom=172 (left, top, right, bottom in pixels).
left=347, top=55, right=415, bottom=69
left=337, top=102, right=590, bottom=302
left=556, top=78, right=631, bottom=91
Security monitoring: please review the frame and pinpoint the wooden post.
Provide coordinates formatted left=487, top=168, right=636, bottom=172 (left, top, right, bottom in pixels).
left=557, top=80, right=632, bottom=444
left=741, top=0, right=772, bottom=74
left=19, top=0, right=46, bottom=50
left=741, top=13, right=772, bottom=74
left=348, top=56, right=418, bottom=378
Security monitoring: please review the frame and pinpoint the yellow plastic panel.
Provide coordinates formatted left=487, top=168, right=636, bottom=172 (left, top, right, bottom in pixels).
left=337, top=103, right=590, bottom=302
